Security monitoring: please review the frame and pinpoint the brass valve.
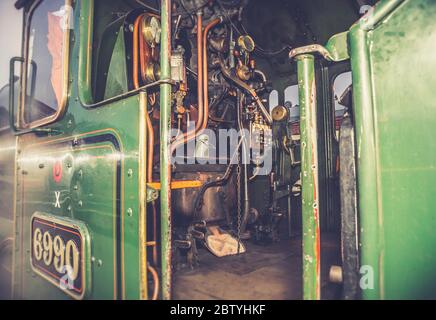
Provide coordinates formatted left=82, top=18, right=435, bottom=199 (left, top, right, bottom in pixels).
left=236, top=64, right=251, bottom=81
left=271, top=105, right=288, bottom=122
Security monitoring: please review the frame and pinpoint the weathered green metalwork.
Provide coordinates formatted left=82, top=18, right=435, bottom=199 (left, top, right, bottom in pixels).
left=8, top=0, right=153, bottom=299
left=292, top=0, right=436, bottom=300
left=159, top=0, right=172, bottom=301
left=3, top=0, right=436, bottom=301
left=348, top=21, right=380, bottom=301
left=324, top=32, right=349, bottom=62
left=349, top=0, right=436, bottom=299
left=289, top=32, right=349, bottom=63
left=295, top=54, right=321, bottom=300
left=291, top=31, right=351, bottom=300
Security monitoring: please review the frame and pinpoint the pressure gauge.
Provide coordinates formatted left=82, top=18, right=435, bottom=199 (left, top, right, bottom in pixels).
left=238, top=35, right=255, bottom=53
left=271, top=105, right=288, bottom=122
left=143, top=15, right=161, bottom=46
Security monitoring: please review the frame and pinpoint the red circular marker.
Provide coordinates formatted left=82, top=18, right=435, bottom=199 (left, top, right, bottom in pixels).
left=53, top=160, right=63, bottom=183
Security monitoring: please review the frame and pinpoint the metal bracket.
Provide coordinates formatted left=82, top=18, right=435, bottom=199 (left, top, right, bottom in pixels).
left=289, top=31, right=350, bottom=62
left=146, top=188, right=159, bottom=203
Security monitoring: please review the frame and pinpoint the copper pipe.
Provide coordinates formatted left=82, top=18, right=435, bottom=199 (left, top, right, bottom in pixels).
left=170, top=12, right=203, bottom=153
left=170, top=15, right=221, bottom=153
left=195, top=12, right=204, bottom=132
left=133, top=15, right=143, bottom=89
left=135, top=16, right=159, bottom=299
left=145, top=114, right=154, bottom=182
left=152, top=201, right=158, bottom=266
left=133, top=14, right=155, bottom=183
left=202, top=17, right=221, bottom=129
left=147, top=264, right=160, bottom=300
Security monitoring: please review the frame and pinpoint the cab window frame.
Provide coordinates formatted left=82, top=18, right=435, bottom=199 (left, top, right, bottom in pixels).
left=19, top=0, right=72, bottom=130
left=78, top=0, right=167, bottom=109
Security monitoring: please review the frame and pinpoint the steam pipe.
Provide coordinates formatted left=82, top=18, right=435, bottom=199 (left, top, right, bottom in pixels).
left=254, top=69, right=267, bottom=83
left=133, top=15, right=143, bottom=88
left=218, top=58, right=272, bottom=125
left=147, top=264, right=160, bottom=300
left=134, top=15, right=159, bottom=273
left=170, top=14, right=221, bottom=154
left=152, top=201, right=158, bottom=265
left=237, top=91, right=250, bottom=235
left=133, top=14, right=155, bottom=183
left=196, top=12, right=204, bottom=131
left=170, top=11, right=203, bottom=153
left=202, top=17, right=222, bottom=128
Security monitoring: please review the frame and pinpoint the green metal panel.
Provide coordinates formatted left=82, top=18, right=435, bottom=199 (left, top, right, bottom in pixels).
left=104, top=27, right=128, bottom=100
left=291, top=32, right=350, bottom=300
left=12, top=0, right=146, bottom=299
left=350, top=0, right=436, bottom=299
left=0, top=131, right=16, bottom=299
left=16, top=138, right=119, bottom=299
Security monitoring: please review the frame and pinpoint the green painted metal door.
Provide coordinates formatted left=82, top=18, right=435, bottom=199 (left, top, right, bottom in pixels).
left=10, top=0, right=147, bottom=300
left=350, top=0, right=436, bottom=299
left=14, top=133, right=121, bottom=299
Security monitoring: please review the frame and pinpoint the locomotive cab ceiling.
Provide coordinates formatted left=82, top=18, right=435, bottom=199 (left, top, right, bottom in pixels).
left=241, top=0, right=366, bottom=91
left=11, top=0, right=374, bottom=93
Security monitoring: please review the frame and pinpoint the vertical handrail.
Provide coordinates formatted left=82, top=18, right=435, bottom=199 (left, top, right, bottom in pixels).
left=289, top=24, right=349, bottom=302
left=159, top=0, right=172, bottom=301
left=9, top=57, right=24, bottom=132
left=295, top=54, right=321, bottom=300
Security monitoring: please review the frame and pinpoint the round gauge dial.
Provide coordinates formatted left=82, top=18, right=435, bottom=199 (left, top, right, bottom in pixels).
left=143, top=16, right=161, bottom=46
left=238, top=35, right=255, bottom=53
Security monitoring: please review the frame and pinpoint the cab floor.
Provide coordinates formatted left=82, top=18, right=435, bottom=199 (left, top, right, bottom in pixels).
left=173, top=233, right=341, bottom=300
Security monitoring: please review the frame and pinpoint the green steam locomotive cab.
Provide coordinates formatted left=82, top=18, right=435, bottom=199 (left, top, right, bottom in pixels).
left=1, top=0, right=436, bottom=300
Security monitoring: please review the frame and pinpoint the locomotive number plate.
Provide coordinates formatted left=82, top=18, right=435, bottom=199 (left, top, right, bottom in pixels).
left=30, top=212, right=90, bottom=299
